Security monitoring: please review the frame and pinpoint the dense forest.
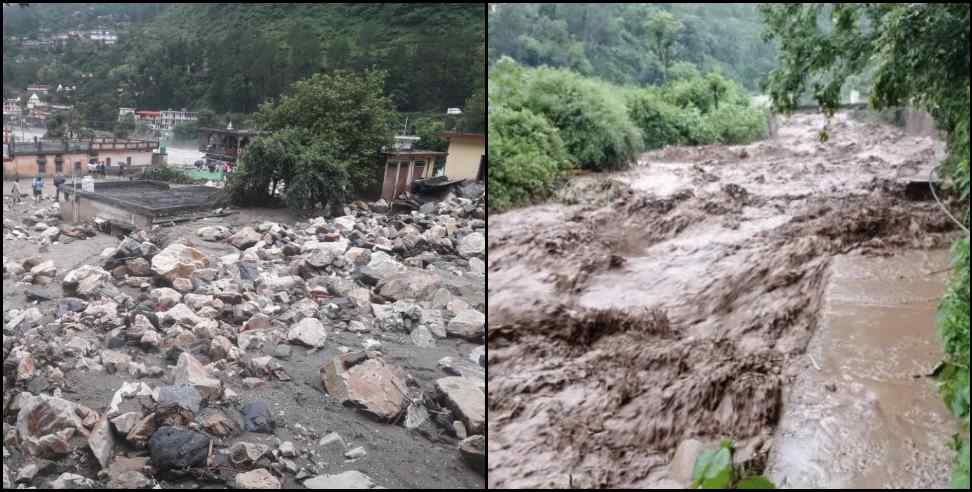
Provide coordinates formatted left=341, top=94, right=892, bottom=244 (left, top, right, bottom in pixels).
left=488, top=3, right=777, bottom=92
left=3, top=3, right=485, bottom=133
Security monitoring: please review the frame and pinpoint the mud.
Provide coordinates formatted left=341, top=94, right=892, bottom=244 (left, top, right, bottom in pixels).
left=487, top=111, right=962, bottom=488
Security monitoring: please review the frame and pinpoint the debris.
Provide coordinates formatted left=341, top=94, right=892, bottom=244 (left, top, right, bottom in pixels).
left=242, top=400, right=275, bottom=434
left=235, top=468, right=282, bottom=489
left=303, top=470, right=383, bottom=489
left=459, top=435, right=486, bottom=476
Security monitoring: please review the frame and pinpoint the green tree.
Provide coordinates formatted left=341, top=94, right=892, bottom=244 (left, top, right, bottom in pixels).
left=232, top=70, right=396, bottom=211
left=647, top=11, right=684, bottom=80
left=114, top=113, right=136, bottom=139
left=761, top=4, right=969, bottom=488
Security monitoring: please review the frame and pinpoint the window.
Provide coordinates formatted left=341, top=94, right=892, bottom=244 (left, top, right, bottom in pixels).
left=37, top=159, right=46, bottom=174
left=434, top=158, right=446, bottom=177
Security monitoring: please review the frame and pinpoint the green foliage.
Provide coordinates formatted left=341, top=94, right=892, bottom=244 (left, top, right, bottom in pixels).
left=626, top=73, right=767, bottom=149
left=114, top=113, right=135, bottom=140
left=251, top=70, right=396, bottom=199
left=691, top=440, right=776, bottom=490
left=762, top=4, right=970, bottom=486
left=487, top=105, right=570, bottom=213
left=229, top=71, right=392, bottom=213
left=492, top=59, right=642, bottom=171
left=489, top=3, right=777, bottom=91
left=692, top=441, right=734, bottom=489
left=3, top=4, right=483, bottom=126
left=413, top=117, right=448, bottom=153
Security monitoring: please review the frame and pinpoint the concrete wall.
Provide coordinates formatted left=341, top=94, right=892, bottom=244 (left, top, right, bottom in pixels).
left=61, top=194, right=151, bottom=227
left=444, top=136, right=485, bottom=180
left=3, top=149, right=153, bottom=178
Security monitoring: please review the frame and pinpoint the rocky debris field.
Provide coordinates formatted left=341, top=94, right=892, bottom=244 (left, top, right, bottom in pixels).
left=2, top=184, right=486, bottom=489
left=486, top=112, right=963, bottom=488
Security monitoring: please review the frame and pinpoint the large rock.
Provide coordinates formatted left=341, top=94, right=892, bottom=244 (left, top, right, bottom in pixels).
left=242, top=400, right=275, bottom=434
left=173, top=352, right=222, bottom=400
left=148, top=427, right=210, bottom=474
left=435, top=377, right=485, bottom=435
left=377, top=271, right=442, bottom=302
left=235, top=468, right=281, bottom=489
left=357, top=251, right=406, bottom=286
left=88, top=416, right=115, bottom=470
left=229, top=227, right=262, bottom=249
left=458, top=232, right=485, bottom=258
left=287, top=317, right=328, bottom=348
left=62, top=265, right=115, bottom=299
left=321, top=353, right=406, bottom=421
left=151, top=244, right=209, bottom=282
left=150, top=287, right=182, bottom=308
left=446, top=309, right=485, bottom=340
left=30, top=259, right=56, bottom=277
left=16, top=395, right=87, bottom=457
left=303, top=471, right=384, bottom=489
left=161, top=303, right=202, bottom=326
left=670, top=439, right=706, bottom=485
left=229, top=441, right=271, bottom=469
left=50, top=473, right=95, bottom=489
left=196, top=226, right=231, bottom=241
left=459, top=435, right=486, bottom=476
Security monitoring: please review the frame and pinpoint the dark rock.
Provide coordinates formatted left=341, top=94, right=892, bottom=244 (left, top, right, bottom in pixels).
left=55, top=297, right=88, bottom=318
left=241, top=400, right=274, bottom=433
left=148, top=427, right=210, bottom=474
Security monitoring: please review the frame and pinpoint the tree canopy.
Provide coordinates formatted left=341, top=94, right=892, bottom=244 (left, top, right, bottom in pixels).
left=488, top=3, right=777, bottom=91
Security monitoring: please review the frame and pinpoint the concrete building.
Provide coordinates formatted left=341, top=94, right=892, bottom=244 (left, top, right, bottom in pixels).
left=376, top=135, right=448, bottom=201
left=27, top=85, right=50, bottom=96
left=198, top=127, right=263, bottom=166
left=62, top=180, right=221, bottom=228
left=160, top=110, right=197, bottom=131
left=442, top=132, right=485, bottom=182
left=3, top=136, right=158, bottom=178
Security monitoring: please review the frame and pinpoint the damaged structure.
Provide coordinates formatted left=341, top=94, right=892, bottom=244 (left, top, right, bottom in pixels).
left=61, top=180, right=223, bottom=229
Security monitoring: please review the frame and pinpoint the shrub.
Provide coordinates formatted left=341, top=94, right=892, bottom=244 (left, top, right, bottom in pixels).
left=522, top=67, right=643, bottom=171
left=704, top=104, right=769, bottom=145
left=490, top=58, right=643, bottom=172
left=488, top=105, right=571, bottom=212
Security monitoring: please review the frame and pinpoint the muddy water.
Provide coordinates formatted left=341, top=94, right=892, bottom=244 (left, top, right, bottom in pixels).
left=487, top=111, right=963, bottom=489
left=766, top=250, right=955, bottom=489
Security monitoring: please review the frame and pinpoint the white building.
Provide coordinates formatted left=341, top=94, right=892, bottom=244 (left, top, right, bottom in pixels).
left=159, top=110, right=197, bottom=131
left=89, top=30, right=117, bottom=44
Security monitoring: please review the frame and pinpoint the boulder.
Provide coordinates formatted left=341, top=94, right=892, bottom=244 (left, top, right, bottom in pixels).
left=242, top=400, right=274, bottom=434
left=173, top=352, right=222, bottom=400
left=321, top=353, right=406, bottom=421
left=30, top=259, right=56, bottom=277
left=446, top=309, right=485, bottom=340
left=16, top=395, right=86, bottom=457
left=148, top=427, right=210, bottom=474
left=229, top=442, right=270, bottom=469
left=303, top=471, right=384, bottom=489
left=88, top=416, right=115, bottom=470
left=236, top=468, right=281, bottom=489
left=458, top=232, right=485, bottom=258
left=229, top=227, right=262, bottom=249
left=435, top=377, right=485, bottom=435
left=156, top=384, right=203, bottom=426
left=63, top=265, right=115, bottom=299
left=357, top=251, right=406, bottom=286
left=196, top=226, right=230, bottom=241
left=151, top=244, right=209, bottom=282
left=150, top=287, right=182, bottom=308
left=669, top=439, right=706, bottom=485
left=287, top=317, right=328, bottom=348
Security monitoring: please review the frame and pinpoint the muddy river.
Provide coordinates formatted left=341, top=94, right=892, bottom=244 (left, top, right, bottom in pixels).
left=486, top=112, right=962, bottom=488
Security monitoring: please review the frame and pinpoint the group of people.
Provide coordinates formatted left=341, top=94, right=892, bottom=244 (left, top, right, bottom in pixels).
left=8, top=172, right=69, bottom=205
left=194, top=159, right=234, bottom=176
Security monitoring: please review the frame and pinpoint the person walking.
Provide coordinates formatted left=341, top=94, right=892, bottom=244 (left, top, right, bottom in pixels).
left=32, top=174, right=44, bottom=203
left=53, top=172, right=66, bottom=201
left=10, top=179, right=23, bottom=204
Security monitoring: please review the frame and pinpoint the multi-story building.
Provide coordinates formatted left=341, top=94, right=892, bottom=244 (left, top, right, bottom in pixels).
left=27, top=85, right=50, bottom=96
left=159, top=110, right=197, bottom=131
left=88, top=30, right=117, bottom=44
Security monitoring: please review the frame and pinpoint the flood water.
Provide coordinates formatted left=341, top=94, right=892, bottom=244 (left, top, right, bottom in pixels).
left=487, top=111, right=962, bottom=489
left=767, top=250, right=956, bottom=489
